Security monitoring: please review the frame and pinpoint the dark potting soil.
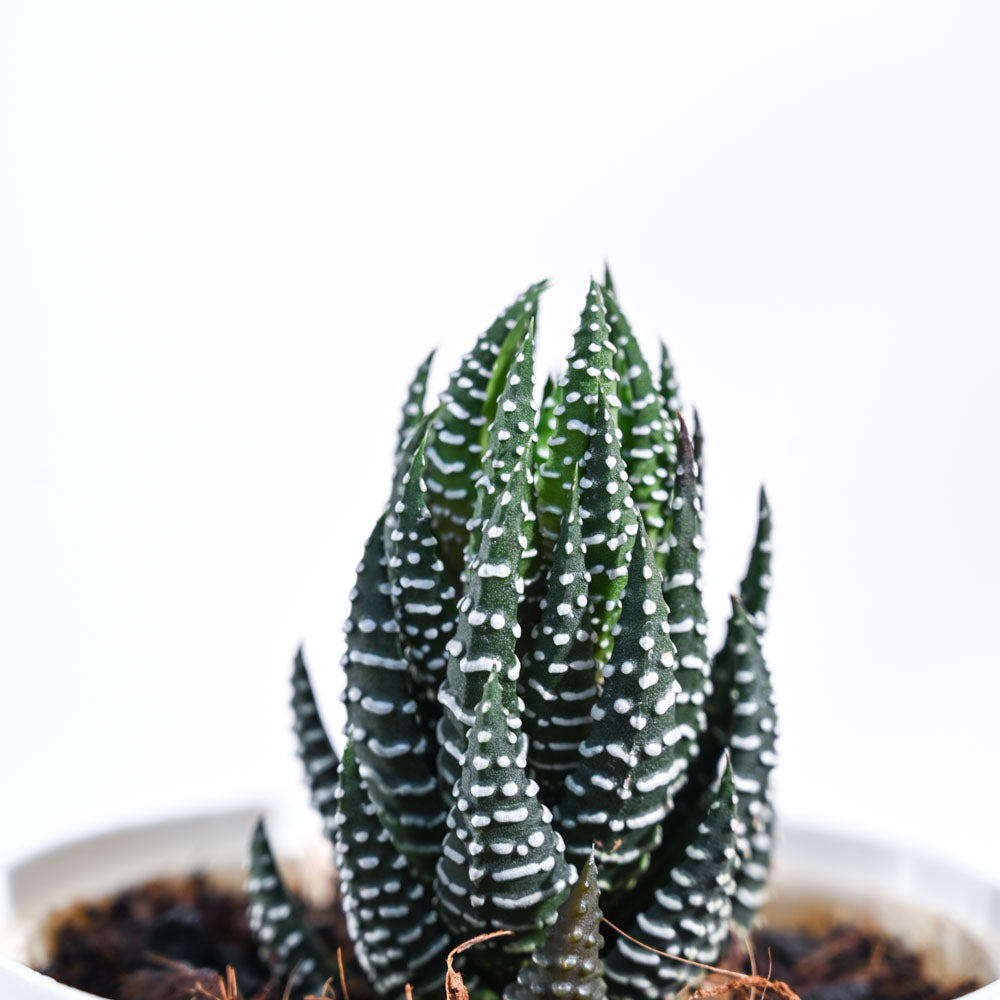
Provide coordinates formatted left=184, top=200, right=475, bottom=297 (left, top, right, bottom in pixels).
left=725, top=926, right=983, bottom=1000
left=38, top=876, right=984, bottom=1000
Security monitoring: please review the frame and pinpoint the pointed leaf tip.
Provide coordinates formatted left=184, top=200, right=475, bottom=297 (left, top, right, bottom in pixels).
left=247, top=818, right=335, bottom=997
left=251, top=816, right=266, bottom=847
left=675, top=413, right=696, bottom=477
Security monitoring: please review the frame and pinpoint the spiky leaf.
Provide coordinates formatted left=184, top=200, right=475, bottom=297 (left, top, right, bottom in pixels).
left=437, top=457, right=531, bottom=805
left=522, top=484, right=597, bottom=799
left=604, top=763, right=738, bottom=1000
left=725, top=600, right=777, bottom=927
left=335, top=737, right=451, bottom=999
left=658, top=342, right=681, bottom=415
left=703, top=490, right=774, bottom=768
left=661, top=418, right=711, bottom=785
left=739, top=486, right=772, bottom=635
left=289, top=273, right=781, bottom=997
left=579, top=392, right=639, bottom=660
left=465, top=326, right=538, bottom=576
left=385, top=435, right=459, bottom=727
left=426, top=282, right=546, bottom=569
left=503, top=852, right=606, bottom=1000
left=556, top=521, right=682, bottom=896
left=604, top=286, right=673, bottom=542
left=396, top=350, right=435, bottom=465
left=434, top=669, right=573, bottom=955
left=246, top=819, right=335, bottom=998
left=691, top=408, right=704, bottom=504
left=602, top=262, right=616, bottom=295
left=342, top=514, right=446, bottom=880
left=534, top=373, right=559, bottom=467
left=536, top=280, right=620, bottom=553
left=291, top=648, right=340, bottom=841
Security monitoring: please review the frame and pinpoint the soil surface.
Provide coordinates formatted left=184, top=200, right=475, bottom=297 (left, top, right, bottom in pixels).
left=38, top=876, right=984, bottom=1000
left=723, top=926, right=983, bottom=1000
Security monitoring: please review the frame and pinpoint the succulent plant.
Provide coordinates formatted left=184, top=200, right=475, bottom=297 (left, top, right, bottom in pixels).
left=247, top=275, right=778, bottom=1000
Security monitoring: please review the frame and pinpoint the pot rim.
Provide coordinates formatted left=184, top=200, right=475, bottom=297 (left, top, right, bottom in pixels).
left=1, top=810, right=997, bottom=1000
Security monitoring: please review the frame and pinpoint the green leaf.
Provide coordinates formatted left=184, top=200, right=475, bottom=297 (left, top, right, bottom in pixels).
left=385, top=433, right=459, bottom=729
left=653, top=343, right=683, bottom=574
left=434, top=668, right=574, bottom=955
left=305, top=270, right=780, bottom=996
left=660, top=417, right=711, bottom=787
left=465, top=326, right=538, bottom=576
left=481, top=312, right=541, bottom=455
left=604, top=286, right=673, bottom=544
left=701, top=490, right=774, bottom=777
left=521, top=482, right=598, bottom=800
left=534, top=373, right=560, bottom=467
left=604, top=762, right=738, bottom=999
left=342, top=514, right=446, bottom=881
left=724, top=600, right=777, bottom=927
left=691, top=408, right=704, bottom=509
left=503, top=852, right=607, bottom=1000
left=536, top=280, right=620, bottom=555
left=246, top=819, right=336, bottom=998
left=396, top=349, right=436, bottom=466
left=555, top=520, right=682, bottom=896
left=466, top=325, right=542, bottom=656
left=335, top=736, right=452, bottom=998
left=290, top=647, right=340, bottom=841
left=579, top=391, right=638, bottom=661
left=658, top=341, right=681, bottom=415
left=436, top=454, right=532, bottom=805
left=738, top=486, right=772, bottom=635
left=603, top=262, right=616, bottom=295
left=426, top=282, right=547, bottom=569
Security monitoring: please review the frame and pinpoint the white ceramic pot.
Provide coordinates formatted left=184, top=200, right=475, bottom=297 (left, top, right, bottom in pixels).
left=1, top=813, right=998, bottom=999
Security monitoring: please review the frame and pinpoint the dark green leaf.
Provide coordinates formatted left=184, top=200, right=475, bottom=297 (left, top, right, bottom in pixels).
left=426, top=282, right=546, bottom=569
left=343, top=515, right=446, bottom=880
left=290, top=647, right=340, bottom=841
left=246, top=819, right=336, bottom=998
left=434, top=669, right=574, bottom=955
left=556, top=520, right=682, bottom=896
left=522, top=482, right=597, bottom=800
left=604, top=762, right=738, bottom=999
left=504, top=852, right=607, bottom=1000
left=335, top=737, right=452, bottom=998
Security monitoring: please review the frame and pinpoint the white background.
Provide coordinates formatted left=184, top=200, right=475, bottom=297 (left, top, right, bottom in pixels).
left=1, top=2, right=998, bottom=882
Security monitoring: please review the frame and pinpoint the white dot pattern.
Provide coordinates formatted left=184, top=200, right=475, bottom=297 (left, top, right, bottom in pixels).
left=503, top=852, right=607, bottom=1000
left=306, top=273, right=780, bottom=1000
left=334, top=739, right=451, bottom=998
left=660, top=419, right=711, bottom=787
left=723, top=600, right=777, bottom=927
left=437, top=452, right=533, bottom=808
left=384, top=434, right=458, bottom=729
left=394, top=347, right=435, bottom=469
left=246, top=819, right=338, bottom=998
left=342, top=513, right=446, bottom=879
left=579, top=393, right=638, bottom=660
left=521, top=484, right=598, bottom=799
left=555, top=522, right=683, bottom=895
left=604, top=284, right=676, bottom=544
left=604, top=764, right=739, bottom=998
left=536, top=279, right=621, bottom=559
left=426, top=282, right=546, bottom=568
left=463, top=326, right=540, bottom=590
left=737, top=486, right=772, bottom=636
left=290, top=648, right=341, bottom=833
left=435, top=670, right=573, bottom=954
